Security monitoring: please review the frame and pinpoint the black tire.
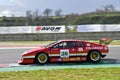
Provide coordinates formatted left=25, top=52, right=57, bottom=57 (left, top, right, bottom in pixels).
left=35, top=53, right=49, bottom=64
left=87, top=51, right=101, bottom=63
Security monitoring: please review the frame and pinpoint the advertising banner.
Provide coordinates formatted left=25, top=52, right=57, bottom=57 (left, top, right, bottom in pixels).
left=67, top=25, right=102, bottom=32
left=0, top=26, right=32, bottom=34
left=102, top=25, right=120, bottom=31
left=77, top=25, right=101, bottom=32
left=32, top=25, right=65, bottom=33
left=0, top=24, right=120, bottom=34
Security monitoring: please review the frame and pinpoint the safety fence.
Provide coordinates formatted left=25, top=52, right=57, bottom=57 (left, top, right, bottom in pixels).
left=0, top=32, right=119, bottom=41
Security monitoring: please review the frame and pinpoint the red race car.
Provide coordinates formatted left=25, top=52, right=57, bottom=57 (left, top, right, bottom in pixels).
left=18, top=39, right=109, bottom=64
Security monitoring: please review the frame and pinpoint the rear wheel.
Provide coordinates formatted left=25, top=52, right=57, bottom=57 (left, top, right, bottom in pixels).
left=87, top=51, right=101, bottom=63
left=35, top=53, right=49, bottom=64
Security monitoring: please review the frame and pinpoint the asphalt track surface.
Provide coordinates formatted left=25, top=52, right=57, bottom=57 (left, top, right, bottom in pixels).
left=0, top=48, right=30, bottom=64
left=0, top=46, right=120, bottom=72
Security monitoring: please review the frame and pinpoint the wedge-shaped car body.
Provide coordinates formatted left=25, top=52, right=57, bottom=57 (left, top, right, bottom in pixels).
left=18, top=39, right=109, bottom=64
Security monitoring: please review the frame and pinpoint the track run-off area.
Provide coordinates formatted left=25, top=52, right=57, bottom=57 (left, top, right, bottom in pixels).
left=0, top=46, right=120, bottom=71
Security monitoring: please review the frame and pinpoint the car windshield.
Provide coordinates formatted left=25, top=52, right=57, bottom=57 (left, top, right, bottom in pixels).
left=45, top=41, right=58, bottom=47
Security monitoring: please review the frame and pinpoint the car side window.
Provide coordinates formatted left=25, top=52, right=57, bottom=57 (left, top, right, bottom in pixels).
left=59, top=42, right=67, bottom=48
left=77, top=41, right=83, bottom=47
left=53, top=42, right=66, bottom=48
left=65, top=41, right=75, bottom=48
left=52, top=41, right=75, bottom=48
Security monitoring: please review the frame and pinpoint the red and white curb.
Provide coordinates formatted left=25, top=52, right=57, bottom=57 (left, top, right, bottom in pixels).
left=0, top=64, right=6, bottom=68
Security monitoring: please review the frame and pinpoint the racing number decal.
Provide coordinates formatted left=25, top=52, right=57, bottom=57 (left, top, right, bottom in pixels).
left=60, top=50, right=69, bottom=58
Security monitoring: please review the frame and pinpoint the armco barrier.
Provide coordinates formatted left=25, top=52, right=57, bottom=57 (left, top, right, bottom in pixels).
left=0, top=32, right=120, bottom=41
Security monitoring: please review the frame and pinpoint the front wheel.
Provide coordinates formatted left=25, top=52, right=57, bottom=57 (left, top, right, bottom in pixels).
left=87, top=51, right=101, bottom=63
left=35, top=53, right=49, bottom=64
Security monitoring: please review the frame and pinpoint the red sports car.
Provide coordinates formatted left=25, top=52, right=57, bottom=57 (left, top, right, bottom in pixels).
left=18, top=39, right=109, bottom=64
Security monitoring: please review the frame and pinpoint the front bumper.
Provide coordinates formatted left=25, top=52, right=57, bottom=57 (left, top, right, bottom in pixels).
left=18, top=58, right=34, bottom=65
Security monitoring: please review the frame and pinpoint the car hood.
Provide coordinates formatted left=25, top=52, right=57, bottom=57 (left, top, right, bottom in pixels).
left=30, top=46, right=46, bottom=52
left=22, top=46, right=46, bottom=56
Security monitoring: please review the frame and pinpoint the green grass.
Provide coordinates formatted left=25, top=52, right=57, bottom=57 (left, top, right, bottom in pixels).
left=0, top=68, right=120, bottom=80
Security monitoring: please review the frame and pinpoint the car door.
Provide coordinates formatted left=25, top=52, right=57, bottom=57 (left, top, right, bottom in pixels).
left=76, top=41, right=87, bottom=61
left=49, top=41, right=77, bottom=59
left=77, top=41, right=84, bottom=52
left=59, top=41, right=76, bottom=59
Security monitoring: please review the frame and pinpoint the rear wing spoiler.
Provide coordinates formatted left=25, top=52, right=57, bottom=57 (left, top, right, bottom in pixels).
left=99, top=38, right=112, bottom=45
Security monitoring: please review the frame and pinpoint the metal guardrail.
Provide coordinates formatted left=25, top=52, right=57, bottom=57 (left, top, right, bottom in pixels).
left=0, top=32, right=120, bottom=41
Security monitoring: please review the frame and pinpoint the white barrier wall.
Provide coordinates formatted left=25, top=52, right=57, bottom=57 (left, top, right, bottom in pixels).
left=0, top=25, right=65, bottom=34
left=67, top=24, right=120, bottom=32
left=67, top=25, right=101, bottom=32
left=0, top=25, right=120, bottom=34
left=0, top=26, right=32, bottom=34
left=102, top=24, right=120, bottom=31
